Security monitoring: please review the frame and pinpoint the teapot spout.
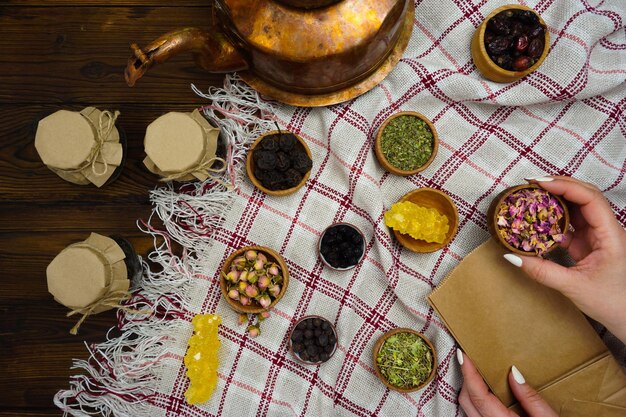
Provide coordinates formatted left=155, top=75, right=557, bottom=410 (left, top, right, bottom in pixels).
left=125, top=27, right=248, bottom=87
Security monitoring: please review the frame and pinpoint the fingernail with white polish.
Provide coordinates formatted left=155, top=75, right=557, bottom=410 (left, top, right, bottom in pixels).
left=456, top=348, right=464, bottom=366
left=503, top=253, right=523, bottom=267
left=524, top=176, right=553, bottom=182
left=512, top=365, right=526, bottom=384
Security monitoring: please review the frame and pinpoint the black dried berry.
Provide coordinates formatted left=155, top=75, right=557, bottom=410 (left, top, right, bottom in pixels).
left=278, top=133, right=297, bottom=151
left=292, top=343, right=304, bottom=354
left=318, top=334, right=328, bottom=346
left=320, top=352, right=330, bottom=362
left=321, top=321, right=330, bottom=331
left=304, top=329, right=314, bottom=339
left=313, top=318, right=322, bottom=328
left=325, top=344, right=334, bottom=353
left=306, top=345, right=318, bottom=356
left=300, top=351, right=310, bottom=361
left=296, top=322, right=307, bottom=332
left=314, top=328, right=322, bottom=337
left=291, top=330, right=303, bottom=343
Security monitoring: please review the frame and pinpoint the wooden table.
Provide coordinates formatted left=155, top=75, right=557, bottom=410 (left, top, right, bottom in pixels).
left=0, top=2, right=224, bottom=415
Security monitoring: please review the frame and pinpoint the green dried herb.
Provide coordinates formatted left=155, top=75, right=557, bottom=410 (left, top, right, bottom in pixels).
left=380, top=115, right=434, bottom=171
left=377, top=332, right=433, bottom=389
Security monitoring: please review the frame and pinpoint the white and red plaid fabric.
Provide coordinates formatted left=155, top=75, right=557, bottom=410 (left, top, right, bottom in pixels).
left=60, top=1, right=626, bottom=416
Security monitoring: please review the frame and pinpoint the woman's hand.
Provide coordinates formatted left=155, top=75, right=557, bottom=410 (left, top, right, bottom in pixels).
left=503, top=176, right=626, bottom=343
left=457, top=350, right=557, bottom=417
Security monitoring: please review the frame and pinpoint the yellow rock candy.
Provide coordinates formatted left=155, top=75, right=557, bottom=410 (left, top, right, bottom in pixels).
left=184, top=313, right=221, bottom=405
left=384, top=201, right=449, bottom=243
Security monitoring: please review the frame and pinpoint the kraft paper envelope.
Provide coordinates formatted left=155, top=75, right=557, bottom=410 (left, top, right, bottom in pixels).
left=428, top=239, right=626, bottom=417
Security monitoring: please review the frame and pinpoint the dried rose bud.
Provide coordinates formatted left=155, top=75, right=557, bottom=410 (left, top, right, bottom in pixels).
left=226, top=270, right=240, bottom=283
left=233, top=256, right=246, bottom=269
left=228, top=289, right=240, bottom=300
left=258, top=275, right=271, bottom=290
left=268, top=264, right=280, bottom=276
left=239, top=270, right=249, bottom=282
left=238, top=313, right=248, bottom=325
left=239, top=295, right=251, bottom=306
left=254, top=259, right=264, bottom=271
left=247, top=325, right=260, bottom=338
left=257, top=252, right=268, bottom=263
left=268, top=284, right=281, bottom=298
left=260, top=311, right=270, bottom=319
left=238, top=281, right=247, bottom=293
left=245, top=285, right=260, bottom=298
left=247, top=271, right=258, bottom=284
left=258, top=294, right=271, bottom=309
left=245, top=250, right=258, bottom=261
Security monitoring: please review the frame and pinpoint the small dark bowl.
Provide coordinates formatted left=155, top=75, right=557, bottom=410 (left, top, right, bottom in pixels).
left=318, top=222, right=366, bottom=271
left=288, top=315, right=338, bottom=365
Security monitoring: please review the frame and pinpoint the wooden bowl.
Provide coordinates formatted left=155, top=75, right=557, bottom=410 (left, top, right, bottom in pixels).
left=288, top=315, right=338, bottom=365
left=373, top=328, right=437, bottom=393
left=471, top=4, right=550, bottom=83
left=488, top=184, right=570, bottom=256
left=391, top=188, right=459, bottom=252
left=246, top=130, right=312, bottom=196
left=374, top=111, right=439, bottom=176
left=317, top=222, right=366, bottom=271
left=219, top=245, right=289, bottom=314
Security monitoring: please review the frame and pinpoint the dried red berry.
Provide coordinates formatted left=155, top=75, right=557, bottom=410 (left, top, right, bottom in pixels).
left=515, top=35, right=529, bottom=52
left=527, top=37, right=545, bottom=58
left=512, top=56, right=531, bottom=71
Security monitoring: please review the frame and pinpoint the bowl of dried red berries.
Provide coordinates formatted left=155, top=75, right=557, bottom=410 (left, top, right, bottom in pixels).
left=318, top=223, right=366, bottom=271
left=471, top=5, right=549, bottom=83
left=289, top=315, right=338, bottom=365
left=246, top=130, right=313, bottom=196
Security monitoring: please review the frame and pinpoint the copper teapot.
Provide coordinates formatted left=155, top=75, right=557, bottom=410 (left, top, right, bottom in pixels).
left=125, top=0, right=414, bottom=106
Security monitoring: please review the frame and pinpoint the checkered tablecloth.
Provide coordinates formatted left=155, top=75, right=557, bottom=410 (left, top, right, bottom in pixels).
left=57, top=1, right=626, bottom=416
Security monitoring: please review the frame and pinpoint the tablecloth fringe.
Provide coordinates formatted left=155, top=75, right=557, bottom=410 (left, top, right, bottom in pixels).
left=54, top=75, right=276, bottom=417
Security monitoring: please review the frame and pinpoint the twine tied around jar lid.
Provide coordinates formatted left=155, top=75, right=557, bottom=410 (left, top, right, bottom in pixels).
left=46, top=233, right=151, bottom=335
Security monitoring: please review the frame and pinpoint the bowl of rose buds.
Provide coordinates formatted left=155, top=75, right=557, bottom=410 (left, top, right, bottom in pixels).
left=220, top=246, right=289, bottom=314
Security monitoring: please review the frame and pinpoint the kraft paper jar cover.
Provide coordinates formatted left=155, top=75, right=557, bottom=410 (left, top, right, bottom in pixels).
left=143, top=109, right=220, bottom=182
left=35, top=107, right=123, bottom=187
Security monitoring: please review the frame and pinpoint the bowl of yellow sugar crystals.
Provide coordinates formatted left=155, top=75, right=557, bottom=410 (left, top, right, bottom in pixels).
left=384, top=188, right=458, bottom=252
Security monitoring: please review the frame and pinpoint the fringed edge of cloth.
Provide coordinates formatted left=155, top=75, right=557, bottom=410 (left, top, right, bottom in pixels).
left=54, top=75, right=277, bottom=417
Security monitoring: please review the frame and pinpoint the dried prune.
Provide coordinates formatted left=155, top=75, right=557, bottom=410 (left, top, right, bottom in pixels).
left=291, top=152, right=312, bottom=174
left=284, top=168, right=303, bottom=188
left=255, top=151, right=277, bottom=170
left=260, top=136, right=280, bottom=152
left=527, top=37, right=544, bottom=58
left=278, top=133, right=297, bottom=151
left=275, top=152, right=291, bottom=171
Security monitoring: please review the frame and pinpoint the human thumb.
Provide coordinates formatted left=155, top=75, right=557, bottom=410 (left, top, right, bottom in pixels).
left=508, top=365, right=558, bottom=417
left=503, top=253, right=572, bottom=293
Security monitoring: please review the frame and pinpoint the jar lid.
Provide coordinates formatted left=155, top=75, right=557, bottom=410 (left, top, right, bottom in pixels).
left=34, top=107, right=123, bottom=187
left=47, top=233, right=129, bottom=312
left=143, top=109, right=222, bottom=181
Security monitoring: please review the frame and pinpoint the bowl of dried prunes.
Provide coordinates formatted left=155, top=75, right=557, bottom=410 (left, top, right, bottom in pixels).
left=246, top=130, right=313, bottom=196
left=471, top=5, right=550, bottom=83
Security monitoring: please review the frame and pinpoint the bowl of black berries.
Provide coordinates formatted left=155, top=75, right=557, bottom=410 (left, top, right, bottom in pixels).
left=318, top=223, right=365, bottom=271
left=289, top=315, right=338, bottom=365
left=471, top=5, right=549, bottom=83
left=246, top=130, right=313, bottom=196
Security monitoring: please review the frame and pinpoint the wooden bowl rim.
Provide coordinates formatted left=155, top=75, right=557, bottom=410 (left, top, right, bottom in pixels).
left=317, top=222, right=366, bottom=271
left=219, top=245, right=289, bottom=314
left=373, top=328, right=437, bottom=393
left=246, top=130, right=312, bottom=196
left=393, top=188, right=459, bottom=253
left=491, top=184, right=570, bottom=256
left=474, top=4, right=550, bottom=79
left=374, top=111, right=439, bottom=176
left=287, top=315, right=338, bottom=365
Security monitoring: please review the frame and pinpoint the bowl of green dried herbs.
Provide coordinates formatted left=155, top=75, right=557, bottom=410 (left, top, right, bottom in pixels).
left=375, top=111, right=438, bottom=176
left=373, top=328, right=436, bottom=392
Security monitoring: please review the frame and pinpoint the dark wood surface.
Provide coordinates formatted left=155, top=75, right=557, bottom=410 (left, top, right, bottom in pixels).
left=0, top=3, right=224, bottom=415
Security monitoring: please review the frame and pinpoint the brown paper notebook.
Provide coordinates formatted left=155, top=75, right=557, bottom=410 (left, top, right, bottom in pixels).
left=428, top=239, right=626, bottom=416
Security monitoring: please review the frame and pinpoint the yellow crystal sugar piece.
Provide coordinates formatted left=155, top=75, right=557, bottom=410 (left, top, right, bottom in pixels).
left=184, top=313, right=221, bottom=405
left=384, top=201, right=449, bottom=244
